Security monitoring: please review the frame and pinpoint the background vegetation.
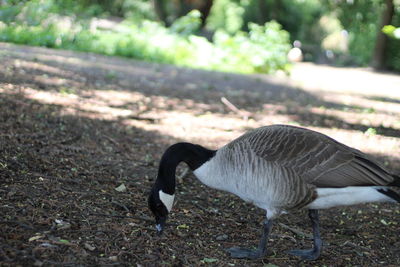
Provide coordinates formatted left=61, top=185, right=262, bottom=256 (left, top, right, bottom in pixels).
left=0, top=0, right=399, bottom=73
left=1, top=1, right=400, bottom=266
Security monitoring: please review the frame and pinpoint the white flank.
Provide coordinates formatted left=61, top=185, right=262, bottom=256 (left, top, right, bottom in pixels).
left=159, top=190, right=175, bottom=212
left=307, top=186, right=395, bottom=209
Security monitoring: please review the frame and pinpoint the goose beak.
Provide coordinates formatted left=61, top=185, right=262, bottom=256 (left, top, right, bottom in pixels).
left=155, top=216, right=166, bottom=235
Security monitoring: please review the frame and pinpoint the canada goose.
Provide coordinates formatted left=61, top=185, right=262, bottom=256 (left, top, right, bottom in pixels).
left=148, top=124, right=400, bottom=260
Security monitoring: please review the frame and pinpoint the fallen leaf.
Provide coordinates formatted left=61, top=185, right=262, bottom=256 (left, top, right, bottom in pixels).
left=201, top=258, right=218, bottom=263
left=84, top=243, right=96, bottom=251
left=55, top=219, right=71, bottom=230
left=176, top=224, right=189, bottom=229
left=29, top=235, right=44, bottom=242
left=115, top=184, right=127, bottom=192
left=39, top=242, right=58, bottom=248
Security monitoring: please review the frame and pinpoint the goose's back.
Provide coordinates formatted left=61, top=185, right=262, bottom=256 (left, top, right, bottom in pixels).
left=224, top=125, right=394, bottom=188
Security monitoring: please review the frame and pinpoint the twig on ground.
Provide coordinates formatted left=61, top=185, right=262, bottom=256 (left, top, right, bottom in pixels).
left=0, top=246, right=11, bottom=262
left=31, top=173, right=81, bottom=184
left=36, top=240, right=78, bottom=247
left=103, top=134, right=120, bottom=147
left=342, top=241, right=371, bottom=251
left=270, top=234, right=297, bottom=243
left=111, top=200, right=130, bottom=213
left=220, top=97, right=252, bottom=120
left=0, top=220, right=35, bottom=230
left=88, top=213, right=154, bottom=223
left=46, top=135, right=82, bottom=146
left=193, top=202, right=209, bottom=212
left=103, top=134, right=132, bottom=159
left=278, top=223, right=313, bottom=239
left=124, top=115, right=158, bottom=123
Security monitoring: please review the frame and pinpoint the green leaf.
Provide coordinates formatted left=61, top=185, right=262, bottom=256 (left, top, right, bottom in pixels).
left=115, top=183, right=127, bottom=192
left=382, top=25, right=396, bottom=36
left=176, top=224, right=189, bottom=229
left=365, top=128, right=377, bottom=136
left=28, top=235, right=44, bottom=242
left=201, top=258, right=218, bottom=263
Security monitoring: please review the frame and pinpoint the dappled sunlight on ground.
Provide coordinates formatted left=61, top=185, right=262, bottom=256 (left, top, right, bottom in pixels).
left=291, top=62, right=400, bottom=99
left=1, top=43, right=400, bottom=266
left=321, top=93, right=400, bottom=118
left=5, top=83, right=399, bottom=164
left=1, top=42, right=399, bottom=166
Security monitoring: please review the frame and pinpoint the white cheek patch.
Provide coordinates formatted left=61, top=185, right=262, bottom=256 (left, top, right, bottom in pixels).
left=159, top=190, right=175, bottom=212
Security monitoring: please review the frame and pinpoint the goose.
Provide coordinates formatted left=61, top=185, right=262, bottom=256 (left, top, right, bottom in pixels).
left=148, top=124, right=400, bottom=260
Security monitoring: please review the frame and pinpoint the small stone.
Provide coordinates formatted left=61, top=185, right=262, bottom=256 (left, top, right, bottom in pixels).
left=33, top=260, right=43, bottom=267
left=109, top=256, right=118, bottom=262
left=216, top=234, right=228, bottom=241
left=176, top=231, right=187, bottom=238
left=84, top=243, right=96, bottom=251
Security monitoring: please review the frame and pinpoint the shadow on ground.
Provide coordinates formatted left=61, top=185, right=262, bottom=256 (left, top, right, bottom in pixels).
left=1, top=43, right=400, bottom=266
left=2, top=43, right=400, bottom=140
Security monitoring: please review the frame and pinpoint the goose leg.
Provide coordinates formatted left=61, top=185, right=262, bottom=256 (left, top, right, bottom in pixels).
left=286, top=209, right=322, bottom=260
left=227, top=218, right=273, bottom=259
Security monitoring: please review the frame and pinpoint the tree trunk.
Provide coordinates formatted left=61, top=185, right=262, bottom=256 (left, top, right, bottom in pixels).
left=257, top=0, right=267, bottom=24
left=153, top=0, right=170, bottom=26
left=198, top=0, right=213, bottom=28
left=371, top=0, right=394, bottom=70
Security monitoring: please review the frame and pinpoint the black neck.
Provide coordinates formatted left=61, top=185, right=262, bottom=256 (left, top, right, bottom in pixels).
left=155, top=142, right=216, bottom=194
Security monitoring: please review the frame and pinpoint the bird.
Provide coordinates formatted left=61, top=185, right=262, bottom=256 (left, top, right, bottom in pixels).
left=148, top=124, right=400, bottom=260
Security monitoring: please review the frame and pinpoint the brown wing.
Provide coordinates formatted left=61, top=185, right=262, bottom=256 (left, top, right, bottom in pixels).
left=242, top=125, right=395, bottom=187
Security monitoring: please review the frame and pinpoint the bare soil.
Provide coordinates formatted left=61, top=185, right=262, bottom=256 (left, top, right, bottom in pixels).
left=1, top=42, right=400, bottom=266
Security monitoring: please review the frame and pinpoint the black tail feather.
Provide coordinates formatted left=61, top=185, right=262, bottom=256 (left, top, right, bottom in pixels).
left=389, top=174, right=400, bottom=187
left=377, top=188, right=400, bottom=203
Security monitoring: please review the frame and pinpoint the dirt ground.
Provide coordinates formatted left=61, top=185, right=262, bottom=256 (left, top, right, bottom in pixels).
left=1, top=42, right=399, bottom=266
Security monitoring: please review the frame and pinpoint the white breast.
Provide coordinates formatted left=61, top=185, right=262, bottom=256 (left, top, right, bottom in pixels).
left=193, top=151, right=283, bottom=219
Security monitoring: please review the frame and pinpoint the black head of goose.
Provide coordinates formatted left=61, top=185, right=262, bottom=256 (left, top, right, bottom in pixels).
left=148, top=124, right=400, bottom=260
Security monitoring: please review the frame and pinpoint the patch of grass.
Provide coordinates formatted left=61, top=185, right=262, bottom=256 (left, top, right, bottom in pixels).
left=362, top=107, right=375, bottom=114
left=59, top=87, right=76, bottom=95
left=365, top=127, right=377, bottom=136
left=0, top=3, right=291, bottom=74
left=105, top=71, right=117, bottom=80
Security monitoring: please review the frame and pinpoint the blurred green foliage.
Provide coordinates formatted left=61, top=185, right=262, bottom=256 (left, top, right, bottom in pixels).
left=383, top=25, right=399, bottom=38
left=0, top=0, right=290, bottom=74
left=0, top=0, right=399, bottom=72
left=322, top=0, right=400, bottom=70
left=384, top=1, right=400, bottom=72
left=323, top=0, right=383, bottom=65
left=212, top=21, right=291, bottom=73
left=207, top=0, right=324, bottom=46
left=207, top=0, right=246, bottom=34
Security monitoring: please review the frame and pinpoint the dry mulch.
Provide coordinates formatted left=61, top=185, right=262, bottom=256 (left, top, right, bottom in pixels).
left=1, top=42, right=400, bottom=266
